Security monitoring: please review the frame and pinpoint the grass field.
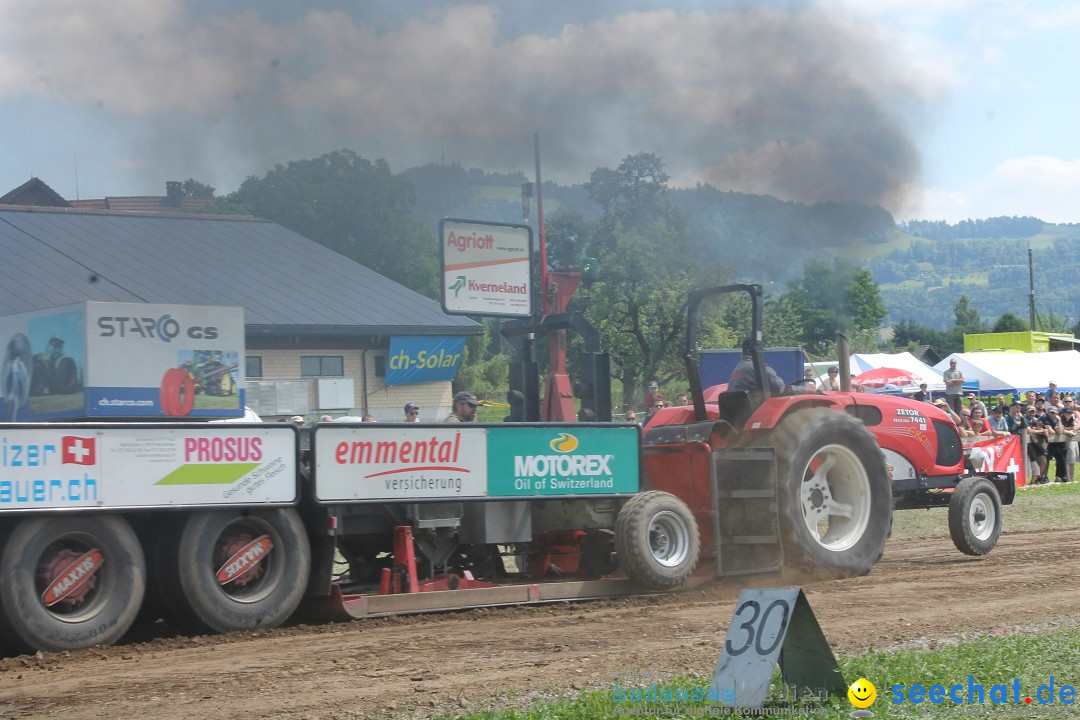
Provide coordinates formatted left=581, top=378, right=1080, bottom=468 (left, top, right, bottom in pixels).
left=439, top=482, right=1080, bottom=720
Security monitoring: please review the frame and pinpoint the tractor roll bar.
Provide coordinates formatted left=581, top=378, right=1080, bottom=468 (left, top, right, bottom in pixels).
left=685, top=284, right=767, bottom=422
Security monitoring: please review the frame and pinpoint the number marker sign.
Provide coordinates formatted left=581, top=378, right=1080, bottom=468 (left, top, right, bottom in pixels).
left=709, top=588, right=844, bottom=707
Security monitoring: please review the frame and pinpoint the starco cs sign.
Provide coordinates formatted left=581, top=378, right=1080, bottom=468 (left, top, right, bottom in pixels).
left=440, top=218, right=533, bottom=318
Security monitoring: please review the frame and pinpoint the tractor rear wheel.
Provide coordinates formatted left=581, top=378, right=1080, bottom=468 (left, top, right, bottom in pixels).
left=772, top=408, right=892, bottom=577
left=615, top=491, right=700, bottom=589
left=948, top=477, right=1002, bottom=556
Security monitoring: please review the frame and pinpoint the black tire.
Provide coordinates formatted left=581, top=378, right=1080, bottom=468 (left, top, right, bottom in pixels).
left=948, top=477, right=1002, bottom=556
left=54, top=356, right=78, bottom=393
left=0, top=515, right=145, bottom=652
left=772, top=408, right=892, bottom=577
left=160, top=509, right=310, bottom=635
left=615, top=491, right=701, bottom=589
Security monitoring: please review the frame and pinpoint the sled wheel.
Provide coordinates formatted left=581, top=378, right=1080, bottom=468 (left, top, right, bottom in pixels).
left=772, top=408, right=892, bottom=577
left=55, top=357, right=78, bottom=393
left=615, top=491, right=700, bottom=589
left=0, top=516, right=145, bottom=652
left=948, top=477, right=1002, bottom=556
left=161, top=509, right=310, bottom=635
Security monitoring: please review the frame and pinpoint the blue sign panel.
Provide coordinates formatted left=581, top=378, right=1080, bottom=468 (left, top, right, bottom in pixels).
left=384, top=336, right=467, bottom=386
left=700, top=348, right=806, bottom=389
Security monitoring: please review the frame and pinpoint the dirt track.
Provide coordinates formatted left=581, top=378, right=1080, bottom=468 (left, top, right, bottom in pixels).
left=1, top=527, right=1077, bottom=719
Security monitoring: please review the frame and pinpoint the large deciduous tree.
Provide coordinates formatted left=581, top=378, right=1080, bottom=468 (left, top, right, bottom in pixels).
left=782, top=261, right=887, bottom=356
left=219, top=150, right=439, bottom=297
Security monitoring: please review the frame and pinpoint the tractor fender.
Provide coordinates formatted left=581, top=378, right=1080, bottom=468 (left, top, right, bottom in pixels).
left=740, top=395, right=846, bottom=436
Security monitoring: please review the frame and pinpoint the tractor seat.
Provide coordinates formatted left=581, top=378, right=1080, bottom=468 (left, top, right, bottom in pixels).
left=714, top=390, right=753, bottom=430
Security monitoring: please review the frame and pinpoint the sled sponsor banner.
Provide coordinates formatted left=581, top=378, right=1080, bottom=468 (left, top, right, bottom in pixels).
left=312, top=425, right=642, bottom=501
left=0, top=426, right=297, bottom=510
left=314, top=426, right=488, bottom=501
left=0, top=302, right=244, bottom=420
left=965, top=434, right=1024, bottom=485
left=486, top=426, right=640, bottom=497
left=383, top=336, right=467, bottom=386
left=440, top=218, right=533, bottom=318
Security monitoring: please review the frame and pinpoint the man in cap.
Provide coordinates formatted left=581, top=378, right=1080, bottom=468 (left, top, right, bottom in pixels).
left=445, top=391, right=478, bottom=422
left=404, top=402, right=421, bottom=422
left=911, top=382, right=930, bottom=403
left=967, top=392, right=986, bottom=417
left=943, top=358, right=964, bottom=414
left=728, top=337, right=786, bottom=397
left=987, top=405, right=1010, bottom=438
left=645, top=380, right=665, bottom=417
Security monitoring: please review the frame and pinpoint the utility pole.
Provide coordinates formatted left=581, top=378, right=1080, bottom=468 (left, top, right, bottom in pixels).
left=1028, top=247, right=1036, bottom=330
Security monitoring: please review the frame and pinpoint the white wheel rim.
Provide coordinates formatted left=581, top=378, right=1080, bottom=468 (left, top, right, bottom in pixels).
left=969, top=491, right=997, bottom=542
left=799, top=444, right=872, bottom=552
left=648, top=510, right=690, bottom=568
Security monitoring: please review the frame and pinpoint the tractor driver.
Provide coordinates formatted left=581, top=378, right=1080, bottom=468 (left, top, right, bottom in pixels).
left=727, top=338, right=788, bottom=398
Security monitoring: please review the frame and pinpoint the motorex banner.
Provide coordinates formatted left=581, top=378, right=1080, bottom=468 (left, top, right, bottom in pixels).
left=384, top=336, right=467, bottom=386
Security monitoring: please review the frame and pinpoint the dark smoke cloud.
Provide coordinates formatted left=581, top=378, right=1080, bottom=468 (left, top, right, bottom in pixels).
left=2, top=1, right=926, bottom=209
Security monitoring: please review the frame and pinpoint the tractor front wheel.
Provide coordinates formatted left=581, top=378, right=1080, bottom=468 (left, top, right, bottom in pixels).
left=948, top=477, right=1002, bottom=556
left=615, top=491, right=700, bottom=589
left=772, top=408, right=892, bottom=577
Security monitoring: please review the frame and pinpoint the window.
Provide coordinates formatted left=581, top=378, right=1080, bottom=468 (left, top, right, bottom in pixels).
left=301, top=355, right=344, bottom=377
left=374, top=354, right=386, bottom=377
left=245, top=356, right=262, bottom=378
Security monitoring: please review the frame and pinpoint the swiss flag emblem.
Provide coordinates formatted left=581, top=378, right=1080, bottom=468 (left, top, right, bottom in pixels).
left=62, top=436, right=96, bottom=466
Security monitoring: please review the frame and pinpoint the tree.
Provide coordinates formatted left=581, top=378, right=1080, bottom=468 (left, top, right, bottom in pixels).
left=181, top=179, right=215, bottom=198
left=574, top=154, right=726, bottom=409
left=781, top=262, right=887, bottom=356
left=991, top=312, right=1029, bottom=333
left=954, top=295, right=983, bottom=333
left=220, top=150, right=439, bottom=296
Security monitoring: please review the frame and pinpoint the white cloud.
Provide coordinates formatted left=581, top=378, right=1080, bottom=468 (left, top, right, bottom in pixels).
left=906, top=156, right=1080, bottom=223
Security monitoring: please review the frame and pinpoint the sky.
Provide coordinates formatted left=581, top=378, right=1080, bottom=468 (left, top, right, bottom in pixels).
left=1, top=0, right=1077, bottom=223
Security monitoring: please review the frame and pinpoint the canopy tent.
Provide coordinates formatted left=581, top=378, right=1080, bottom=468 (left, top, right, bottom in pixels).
left=932, top=351, right=1080, bottom=395
left=847, top=352, right=945, bottom=395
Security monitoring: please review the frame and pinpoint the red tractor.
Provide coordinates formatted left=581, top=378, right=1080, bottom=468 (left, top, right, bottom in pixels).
left=628, top=283, right=1014, bottom=588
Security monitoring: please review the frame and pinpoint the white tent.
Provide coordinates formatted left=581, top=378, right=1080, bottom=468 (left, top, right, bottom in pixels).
left=933, top=352, right=1080, bottom=394
left=848, top=352, right=945, bottom=394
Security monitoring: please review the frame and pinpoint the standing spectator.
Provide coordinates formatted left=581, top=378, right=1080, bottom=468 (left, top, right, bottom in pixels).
left=319, top=415, right=333, bottom=423
left=404, top=402, right=421, bottom=422
left=1027, top=410, right=1049, bottom=484
left=361, top=414, right=376, bottom=423
left=1045, top=408, right=1069, bottom=483
left=943, top=358, right=964, bottom=414
left=1047, top=381, right=1058, bottom=398
left=625, top=409, right=638, bottom=424
left=1023, top=391, right=1037, bottom=410
left=967, top=392, right=987, bottom=417
left=1061, top=405, right=1078, bottom=482
left=1006, top=403, right=1027, bottom=436
left=955, top=407, right=977, bottom=438
left=803, top=368, right=818, bottom=392
left=676, top=393, right=689, bottom=406
left=444, top=391, right=478, bottom=422
left=819, top=366, right=840, bottom=391
left=645, top=381, right=665, bottom=415
left=968, top=406, right=992, bottom=437
left=987, top=406, right=1010, bottom=438
left=911, top=382, right=931, bottom=403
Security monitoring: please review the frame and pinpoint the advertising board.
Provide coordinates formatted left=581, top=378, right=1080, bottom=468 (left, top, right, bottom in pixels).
left=0, top=302, right=244, bottom=420
left=0, top=425, right=297, bottom=511
left=313, top=424, right=640, bottom=502
left=440, top=218, right=533, bottom=318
